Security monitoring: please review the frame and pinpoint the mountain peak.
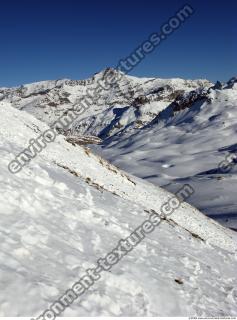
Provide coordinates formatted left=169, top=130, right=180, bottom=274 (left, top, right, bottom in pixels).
left=93, top=67, right=124, bottom=79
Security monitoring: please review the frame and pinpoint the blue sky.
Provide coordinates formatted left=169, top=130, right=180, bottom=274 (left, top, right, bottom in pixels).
left=0, top=0, right=236, bottom=86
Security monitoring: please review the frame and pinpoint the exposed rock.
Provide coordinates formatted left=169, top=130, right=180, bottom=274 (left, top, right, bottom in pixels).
left=65, top=135, right=102, bottom=146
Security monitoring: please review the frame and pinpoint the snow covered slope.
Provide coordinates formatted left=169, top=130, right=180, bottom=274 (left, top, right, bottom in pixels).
left=0, top=103, right=237, bottom=316
left=93, top=78, right=237, bottom=229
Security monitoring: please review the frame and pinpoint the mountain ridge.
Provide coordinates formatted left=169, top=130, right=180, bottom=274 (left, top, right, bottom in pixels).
left=0, top=73, right=237, bottom=316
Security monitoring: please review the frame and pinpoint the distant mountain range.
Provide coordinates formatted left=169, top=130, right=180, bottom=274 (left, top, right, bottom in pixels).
left=1, top=69, right=236, bottom=228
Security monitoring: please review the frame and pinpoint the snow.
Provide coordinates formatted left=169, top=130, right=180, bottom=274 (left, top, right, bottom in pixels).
left=93, top=84, right=237, bottom=229
left=0, top=102, right=237, bottom=316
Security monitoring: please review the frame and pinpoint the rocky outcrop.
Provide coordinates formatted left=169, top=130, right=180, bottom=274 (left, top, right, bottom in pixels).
left=172, top=89, right=210, bottom=112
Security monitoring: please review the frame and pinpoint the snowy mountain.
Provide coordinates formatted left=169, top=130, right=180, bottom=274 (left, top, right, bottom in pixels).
left=93, top=77, right=237, bottom=229
left=2, top=69, right=236, bottom=229
left=0, top=71, right=237, bottom=316
left=0, top=68, right=212, bottom=137
left=0, top=102, right=237, bottom=316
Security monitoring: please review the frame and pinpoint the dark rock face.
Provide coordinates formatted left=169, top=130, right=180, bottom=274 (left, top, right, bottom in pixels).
left=132, top=95, right=150, bottom=108
left=149, top=85, right=172, bottom=95
left=213, top=81, right=223, bottom=90
left=172, top=89, right=209, bottom=112
left=226, top=77, right=237, bottom=89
